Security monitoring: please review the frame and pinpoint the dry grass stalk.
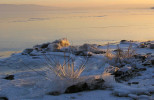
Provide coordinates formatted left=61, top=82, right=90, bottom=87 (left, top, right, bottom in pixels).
left=43, top=53, right=88, bottom=81
left=105, top=43, right=114, bottom=60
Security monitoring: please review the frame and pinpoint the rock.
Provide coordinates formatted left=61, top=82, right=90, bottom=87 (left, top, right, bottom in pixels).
left=0, top=97, right=8, bottom=100
left=3, top=75, right=14, bottom=80
left=151, top=59, right=154, bottom=65
left=142, top=63, right=151, bottom=66
left=78, top=44, right=104, bottom=54
left=40, top=43, right=50, bottom=49
left=113, top=66, right=138, bottom=81
left=139, top=43, right=146, bottom=48
left=89, top=79, right=105, bottom=90
left=134, top=54, right=147, bottom=61
left=65, top=79, right=105, bottom=93
left=65, top=83, right=89, bottom=93
left=93, top=51, right=105, bottom=54
left=74, top=51, right=93, bottom=56
left=120, top=40, right=127, bottom=43
left=22, top=48, right=33, bottom=55
left=105, top=66, right=119, bottom=74
left=132, top=82, right=139, bottom=84
left=128, top=82, right=131, bottom=85
left=48, top=91, right=61, bottom=96
left=120, top=40, right=133, bottom=44
left=150, top=44, right=154, bottom=49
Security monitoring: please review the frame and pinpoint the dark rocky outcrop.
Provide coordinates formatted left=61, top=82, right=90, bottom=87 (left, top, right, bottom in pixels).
left=3, top=75, right=14, bottom=80
left=22, top=48, right=33, bottom=55
left=151, top=58, right=154, bottom=65
left=0, top=97, right=8, bottom=100
left=65, top=79, right=105, bottom=93
left=65, top=83, right=89, bottom=93
left=150, top=44, right=154, bottom=49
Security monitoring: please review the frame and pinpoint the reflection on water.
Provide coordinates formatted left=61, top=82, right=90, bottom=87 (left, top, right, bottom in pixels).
left=0, top=9, right=154, bottom=52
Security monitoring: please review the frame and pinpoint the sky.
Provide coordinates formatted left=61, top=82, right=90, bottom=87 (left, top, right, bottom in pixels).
left=0, top=0, right=154, bottom=8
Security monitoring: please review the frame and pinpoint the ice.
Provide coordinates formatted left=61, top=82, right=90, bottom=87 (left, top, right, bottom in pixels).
left=0, top=40, right=154, bottom=100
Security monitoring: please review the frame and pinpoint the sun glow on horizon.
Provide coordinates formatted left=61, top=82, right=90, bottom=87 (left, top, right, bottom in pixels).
left=0, top=0, right=154, bottom=8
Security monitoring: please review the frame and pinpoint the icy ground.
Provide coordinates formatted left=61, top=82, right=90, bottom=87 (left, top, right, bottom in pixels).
left=0, top=39, right=154, bottom=100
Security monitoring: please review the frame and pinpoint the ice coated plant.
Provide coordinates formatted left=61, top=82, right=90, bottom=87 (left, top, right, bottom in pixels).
left=105, top=44, right=136, bottom=67
left=115, top=44, right=136, bottom=63
left=105, top=43, right=115, bottom=60
left=53, top=61, right=85, bottom=80
left=43, top=54, right=87, bottom=81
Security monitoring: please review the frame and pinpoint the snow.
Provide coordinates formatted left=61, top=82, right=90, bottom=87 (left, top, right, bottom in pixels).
left=0, top=40, right=154, bottom=100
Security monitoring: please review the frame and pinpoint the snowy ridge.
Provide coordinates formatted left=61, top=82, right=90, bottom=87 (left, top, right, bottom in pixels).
left=0, top=39, right=154, bottom=100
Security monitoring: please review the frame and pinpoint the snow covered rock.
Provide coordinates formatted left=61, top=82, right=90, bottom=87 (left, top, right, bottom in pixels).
left=22, top=48, right=33, bottom=55
left=64, top=79, right=105, bottom=93
left=150, top=44, right=154, bottom=49
left=74, top=44, right=105, bottom=56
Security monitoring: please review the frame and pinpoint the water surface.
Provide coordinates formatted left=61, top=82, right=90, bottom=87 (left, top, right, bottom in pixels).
left=0, top=9, right=154, bottom=54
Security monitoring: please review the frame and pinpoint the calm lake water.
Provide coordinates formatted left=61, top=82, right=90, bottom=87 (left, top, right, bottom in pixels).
left=0, top=9, right=154, bottom=54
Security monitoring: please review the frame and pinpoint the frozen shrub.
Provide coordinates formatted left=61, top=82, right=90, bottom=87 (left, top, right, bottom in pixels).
left=105, top=44, right=115, bottom=60
left=48, top=38, right=70, bottom=51
left=105, top=44, right=136, bottom=67
left=43, top=53, right=88, bottom=82
left=53, top=61, right=85, bottom=81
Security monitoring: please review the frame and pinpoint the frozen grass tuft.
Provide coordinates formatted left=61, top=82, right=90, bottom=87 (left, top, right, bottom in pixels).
left=52, top=60, right=85, bottom=80
left=105, top=44, right=115, bottom=60
left=105, top=44, right=136, bottom=67
left=115, top=44, right=136, bottom=63
left=43, top=53, right=88, bottom=82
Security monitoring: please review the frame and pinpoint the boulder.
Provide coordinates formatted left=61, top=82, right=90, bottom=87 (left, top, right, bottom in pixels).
left=151, top=58, right=154, bottom=65
left=150, top=44, right=154, bottom=49
left=22, top=48, right=33, bottom=55
left=3, top=75, right=14, bottom=80
left=0, top=97, right=8, bottom=100
left=78, top=44, right=105, bottom=55
left=40, top=43, right=50, bottom=49
left=139, top=43, right=146, bottom=48
left=65, top=79, right=105, bottom=93
left=131, top=82, right=139, bottom=84
left=65, top=83, right=89, bottom=93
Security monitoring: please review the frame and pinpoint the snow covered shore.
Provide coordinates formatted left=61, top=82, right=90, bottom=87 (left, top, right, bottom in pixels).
left=0, top=39, right=154, bottom=100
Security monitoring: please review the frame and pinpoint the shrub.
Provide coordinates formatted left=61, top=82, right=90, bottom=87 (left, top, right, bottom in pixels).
left=105, top=44, right=115, bottom=60
left=43, top=53, right=88, bottom=81
left=105, top=44, right=136, bottom=67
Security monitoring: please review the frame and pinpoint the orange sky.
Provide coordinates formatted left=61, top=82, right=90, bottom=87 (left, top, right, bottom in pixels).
left=0, top=0, right=154, bottom=8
